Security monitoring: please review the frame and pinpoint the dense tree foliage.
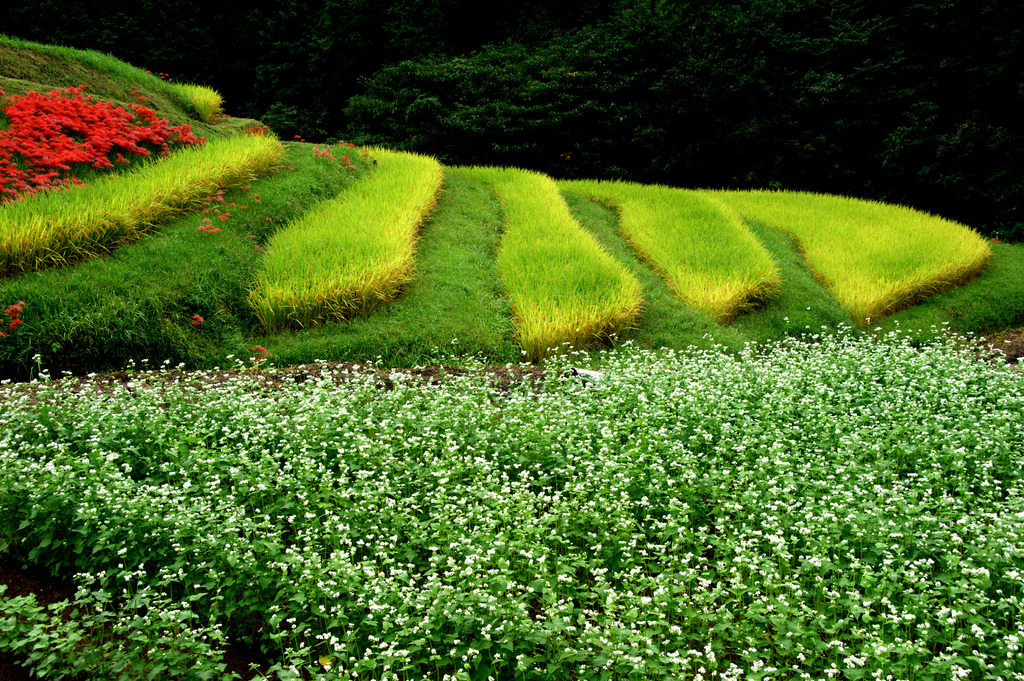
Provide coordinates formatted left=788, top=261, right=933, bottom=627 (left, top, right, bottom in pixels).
left=2, top=0, right=1022, bottom=239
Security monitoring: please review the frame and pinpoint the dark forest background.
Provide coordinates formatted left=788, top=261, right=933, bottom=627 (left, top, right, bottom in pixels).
left=3, top=0, right=1022, bottom=241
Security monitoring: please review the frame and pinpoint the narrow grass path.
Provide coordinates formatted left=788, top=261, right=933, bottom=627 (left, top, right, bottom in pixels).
left=561, top=191, right=746, bottom=352
left=262, top=168, right=520, bottom=366
left=468, top=167, right=642, bottom=359
left=250, top=149, right=443, bottom=331
left=730, top=220, right=855, bottom=342
left=562, top=180, right=780, bottom=321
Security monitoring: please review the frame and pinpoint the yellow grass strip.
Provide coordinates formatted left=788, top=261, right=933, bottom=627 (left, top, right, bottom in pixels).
left=250, top=148, right=443, bottom=332
left=711, top=190, right=993, bottom=324
left=469, top=167, right=643, bottom=360
left=0, top=134, right=283, bottom=278
left=175, top=83, right=224, bottom=123
left=562, top=179, right=780, bottom=322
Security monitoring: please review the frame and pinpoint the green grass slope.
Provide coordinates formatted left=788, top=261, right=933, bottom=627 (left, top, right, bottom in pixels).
left=0, top=143, right=373, bottom=381
left=0, top=134, right=283, bottom=278
left=0, top=35, right=253, bottom=136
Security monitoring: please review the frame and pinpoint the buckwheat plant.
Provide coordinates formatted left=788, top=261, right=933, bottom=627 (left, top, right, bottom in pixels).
left=0, top=327, right=1022, bottom=680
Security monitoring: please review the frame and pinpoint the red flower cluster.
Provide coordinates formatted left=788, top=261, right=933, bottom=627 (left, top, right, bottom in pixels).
left=197, top=216, right=222, bottom=233
left=312, top=144, right=357, bottom=170
left=250, top=345, right=271, bottom=363
left=0, top=301, right=26, bottom=339
left=191, top=314, right=204, bottom=326
left=196, top=188, right=251, bottom=234
left=145, top=70, right=174, bottom=82
left=0, top=85, right=205, bottom=203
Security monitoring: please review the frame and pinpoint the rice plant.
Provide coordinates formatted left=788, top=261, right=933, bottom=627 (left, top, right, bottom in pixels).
left=249, top=148, right=443, bottom=331
left=0, top=134, right=283, bottom=278
left=175, top=82, right=223, bottom=123
left=712, top=189, right=992, bottom=324
left=562, top=179, right=780, bottom=321
left=469, top=167, right=643, bottom=359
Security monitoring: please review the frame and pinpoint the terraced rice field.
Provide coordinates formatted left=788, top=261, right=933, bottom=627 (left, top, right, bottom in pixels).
left=0, top=144, right=1006, bottom=363
left=561, top=179, right=780, bottom=321
left=250, top=148, right=443, bottom=332
left=0, top=53, right=1001, bottom=361
left=712, top=189, right=992, bottom=323
left=468, top=167, right=643, bottom=359
left=0, top=35, right=1012, bottom=369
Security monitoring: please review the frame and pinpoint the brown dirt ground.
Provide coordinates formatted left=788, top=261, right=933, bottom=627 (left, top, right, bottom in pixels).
left=0, top=360, right=550, bottom=408
left=975, top=327, right=1024, bottom=367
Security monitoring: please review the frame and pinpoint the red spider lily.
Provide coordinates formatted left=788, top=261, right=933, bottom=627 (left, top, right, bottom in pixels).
left=0, top=85, right=203, bottom=203
left=191, top=314, right=204, bottom=325
left=1, top=300, right=26, bottom=338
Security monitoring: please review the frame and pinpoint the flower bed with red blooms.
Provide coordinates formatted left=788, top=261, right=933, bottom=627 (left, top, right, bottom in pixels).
left=0, top=85, right=204, bottom=203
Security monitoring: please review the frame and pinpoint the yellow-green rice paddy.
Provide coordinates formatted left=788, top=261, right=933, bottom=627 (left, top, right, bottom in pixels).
left=250, top=148, right=443, bottom=332
left=712, top=189, right=992, bottom=324
left=562, top=179, right=781, bottom=322
left=469, top=167, right=643, bottom=359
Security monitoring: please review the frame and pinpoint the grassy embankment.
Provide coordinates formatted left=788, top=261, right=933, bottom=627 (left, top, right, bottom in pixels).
left=0, top=143, right=374, bottom=381
left=250, top=148, right=443, bottom=332
left=0, top=34, right=238, bottom=133
left=1, top=34, right=1023, bottom=381
left=468, top=167, right=643, bottom=359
